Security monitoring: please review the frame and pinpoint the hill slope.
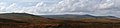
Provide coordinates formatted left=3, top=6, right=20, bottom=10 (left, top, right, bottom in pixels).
left=0, top=13, right=120, bottom=28
left=0, top=13, right=63, bottom=24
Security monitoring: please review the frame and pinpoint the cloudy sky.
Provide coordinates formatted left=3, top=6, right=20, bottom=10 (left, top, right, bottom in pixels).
left=0, top=0, right=120, bottom=17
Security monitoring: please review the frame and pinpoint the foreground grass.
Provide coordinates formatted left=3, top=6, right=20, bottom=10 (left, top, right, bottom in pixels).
left=0, top=23, right=120, bottom=28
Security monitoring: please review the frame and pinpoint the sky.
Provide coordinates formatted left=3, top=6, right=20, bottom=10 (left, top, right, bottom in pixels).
left=0, top=0, right=120, bottom=18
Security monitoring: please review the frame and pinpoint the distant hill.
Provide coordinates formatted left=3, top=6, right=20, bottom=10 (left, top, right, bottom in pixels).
left=41, top=14, right=119, bottom=20
left=0, top=13, right=64, bottom=24
left=0, top=13, right=119, bottom=24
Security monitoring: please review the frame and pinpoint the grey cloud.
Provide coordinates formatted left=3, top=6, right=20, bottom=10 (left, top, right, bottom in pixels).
left=0, top=0, right=120, bottom=18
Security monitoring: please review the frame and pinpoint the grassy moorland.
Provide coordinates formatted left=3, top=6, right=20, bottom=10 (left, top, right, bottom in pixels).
left=0, top=13, right=120, bottom=28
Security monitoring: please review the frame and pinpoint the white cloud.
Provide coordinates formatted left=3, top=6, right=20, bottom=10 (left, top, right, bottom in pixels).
left=0, top=0, right=41, bottom=2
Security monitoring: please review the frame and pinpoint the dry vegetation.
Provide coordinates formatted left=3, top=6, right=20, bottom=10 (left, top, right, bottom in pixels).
left=1, top=19, right=120, bottom=28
